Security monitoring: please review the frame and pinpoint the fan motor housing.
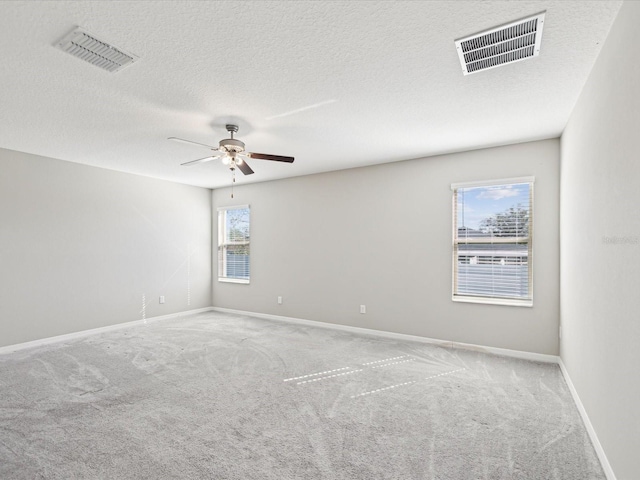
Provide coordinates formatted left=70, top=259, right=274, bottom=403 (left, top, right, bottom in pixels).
left=219, top=138, right=245, bottom=153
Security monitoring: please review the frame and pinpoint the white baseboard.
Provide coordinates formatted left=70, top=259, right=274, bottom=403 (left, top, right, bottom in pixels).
left=558, top=359, right=616, bottom=480
left=211, top=307, right=559, bottom=364
left=0, top=307, right=213, bottom=355
left=1, top=305, right=559, bottom=363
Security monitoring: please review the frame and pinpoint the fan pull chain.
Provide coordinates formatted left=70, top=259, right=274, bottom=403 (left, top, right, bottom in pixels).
left=231, top=168, right=235, bottom=198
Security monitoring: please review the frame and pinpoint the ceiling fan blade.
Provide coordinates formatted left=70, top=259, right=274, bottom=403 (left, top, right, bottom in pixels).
left=181, top=155, right=220, bottom=166
left=247, top=152, right=294, bottom=163
left=236, top=160, right=254, bottom=175
left=169, top=137, right=219, bottom=150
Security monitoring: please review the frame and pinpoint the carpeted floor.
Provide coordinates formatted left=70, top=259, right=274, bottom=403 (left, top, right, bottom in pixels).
left=0, top=311, right=604, bottom=479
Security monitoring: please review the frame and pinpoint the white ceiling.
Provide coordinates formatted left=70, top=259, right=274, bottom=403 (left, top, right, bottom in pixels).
left=0, top=1, right=622, bottom=189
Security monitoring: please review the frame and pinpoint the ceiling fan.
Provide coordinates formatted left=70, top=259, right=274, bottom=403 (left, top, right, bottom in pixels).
left=169, top=124, right=294, bottom=175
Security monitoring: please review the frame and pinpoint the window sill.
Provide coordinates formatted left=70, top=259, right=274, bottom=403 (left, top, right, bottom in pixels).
left=452, top=295, right=532, bottom=307
left=218, top=277, right=250, bottom=284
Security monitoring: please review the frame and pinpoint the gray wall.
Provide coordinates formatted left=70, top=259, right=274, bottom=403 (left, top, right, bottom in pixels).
left=0, top=148, right=212, bottom=347
left=213, top=139, right=560, bottom=355
left=560, top=1, right=640, bottom=478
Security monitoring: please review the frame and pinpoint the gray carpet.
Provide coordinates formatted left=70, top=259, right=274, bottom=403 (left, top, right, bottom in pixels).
left=0, top=311, right=604, bottom=479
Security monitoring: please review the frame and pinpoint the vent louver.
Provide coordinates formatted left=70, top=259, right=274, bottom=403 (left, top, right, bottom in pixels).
left=455, top=12, right=545, bottom=75
left=56, top=28, right=138, bottom=73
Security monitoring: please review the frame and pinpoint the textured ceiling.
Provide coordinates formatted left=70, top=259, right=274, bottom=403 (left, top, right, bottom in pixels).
left=0, top=1, right=622, bottom=188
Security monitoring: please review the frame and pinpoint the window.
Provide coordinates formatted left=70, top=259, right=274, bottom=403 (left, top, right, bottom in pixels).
left=452, top=178, right=533, bottom=306
left=218, top=205, right=250, bottom=283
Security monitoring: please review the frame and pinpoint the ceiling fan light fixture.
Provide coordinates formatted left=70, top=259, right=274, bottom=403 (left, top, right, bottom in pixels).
left=173, top=123, right=294, bottom=176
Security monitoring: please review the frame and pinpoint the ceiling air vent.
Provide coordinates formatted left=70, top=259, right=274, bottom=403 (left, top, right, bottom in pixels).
left=56, top=28, right=138, bottom=73
left=455, top=12, right=545, bottom=75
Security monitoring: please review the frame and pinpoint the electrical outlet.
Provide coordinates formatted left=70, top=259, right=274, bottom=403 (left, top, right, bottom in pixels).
left=360, top=305, right=366, bottom=314
left=159, top=296, right=165, bottom=304
left=277, top=296, right=283, bottom=305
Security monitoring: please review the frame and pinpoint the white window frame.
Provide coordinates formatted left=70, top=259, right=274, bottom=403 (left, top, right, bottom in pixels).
left=217, top=205, right=250, bottom=284
left=451, top=177, right=534, bottom=307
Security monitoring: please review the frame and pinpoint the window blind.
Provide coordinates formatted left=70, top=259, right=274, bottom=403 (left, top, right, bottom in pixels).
left=218, top=205, right=250, bottom=283
left=452, top=179, right=533, bottom=305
